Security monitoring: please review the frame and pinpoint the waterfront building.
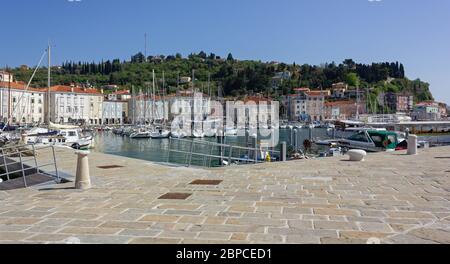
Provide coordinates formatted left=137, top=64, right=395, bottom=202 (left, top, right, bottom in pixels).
left=438, top=102, right=448, bottom=119
left=129, top=94, right=169, bottom=124
left=324, top=100, right=366, bottom=120
left=0, top=81, right=45, bottom=124
left=102, top=100, right=128, bottom=125
left=49, top=85, right=103, bottom=125
left=286, top=90, right=325, bottom=121
left=385, top=92, right=414, bottom=113
left=412, top=101, right=440, bottom=121
left=167, top=91, right=210, bottom=120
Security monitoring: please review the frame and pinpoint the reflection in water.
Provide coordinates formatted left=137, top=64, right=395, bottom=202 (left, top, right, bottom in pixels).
left=93, top=128, right=331, bottom=167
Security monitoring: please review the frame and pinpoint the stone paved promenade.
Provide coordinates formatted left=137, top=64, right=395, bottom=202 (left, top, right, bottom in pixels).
left=0, top=146, right=449, bottom=244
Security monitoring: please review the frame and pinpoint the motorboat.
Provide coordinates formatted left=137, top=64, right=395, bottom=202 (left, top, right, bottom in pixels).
left=150, top=127, right=170, bottom=139
left=32, top=128, right=94, bottom=150
left=23, top=127, right=58, bottom=143
left=171, top=130, right=188, bottom=138
left=192, top=130, right=205, bottom=138
left=337, top=130, right=399, bottom=152
left=224, top=127, right=238, bottom=136
left=203, top=119, right=220, bottom=137
left=130, top=129, right=151, bottom=139
left=112, top=127, right=124, bottom=135
left=204, top=128, right=217, bottom=137
left=122, top=127, right=136, bottom=137
left=328, top=126, right=387, bottom=139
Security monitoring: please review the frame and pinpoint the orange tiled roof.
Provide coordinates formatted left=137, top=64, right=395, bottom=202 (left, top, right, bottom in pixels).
left=324, top=100, right=356, bottom=107
left=293, top=87, right=311, bottom=92
left=243, top=96, right=272, bottom=103
left=112, top=89, right=130, bottom=95
left=49, top=85, right=102, bottom=95
left=0, top=81, right=44, bottom=92
left=306, top=91, right=326, bottom=97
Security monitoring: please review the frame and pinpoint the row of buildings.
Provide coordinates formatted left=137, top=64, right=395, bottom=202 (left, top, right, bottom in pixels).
left=0, top=72, right=214, bottom=126
left=280, top=82, right=447, bottom=122
left=0, top=71, right=447, bottom=125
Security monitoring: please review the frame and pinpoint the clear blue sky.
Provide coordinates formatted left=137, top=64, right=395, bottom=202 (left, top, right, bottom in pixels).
left=1, top=0, right=449, bottom=103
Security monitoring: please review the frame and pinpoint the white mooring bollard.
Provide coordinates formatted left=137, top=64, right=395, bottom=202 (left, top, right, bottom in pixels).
left=348, top=149, right=367, bottom=162
left=75, top=150, right=91, bottom=190
left=407, top=135, right=418, bottom=155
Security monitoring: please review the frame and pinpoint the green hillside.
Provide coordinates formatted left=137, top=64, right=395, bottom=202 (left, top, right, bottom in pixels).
left=8, top=52, right=433, bottom=107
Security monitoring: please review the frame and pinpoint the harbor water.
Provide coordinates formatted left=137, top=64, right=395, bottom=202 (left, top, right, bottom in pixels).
left=93, top=128, right=332, bottom=167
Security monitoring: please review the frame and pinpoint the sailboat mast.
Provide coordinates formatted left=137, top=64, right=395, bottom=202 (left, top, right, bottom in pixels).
left=152, top=69, right=155, bottom=122
left=144, top=33, right=147, bottom=63
left=7, top=66, right=11, bottom=126
left=47, top=42, right=51, bottom=124
left=356, top=85, right=359, bottom=120
left=207, top=72, right=211, bottom=97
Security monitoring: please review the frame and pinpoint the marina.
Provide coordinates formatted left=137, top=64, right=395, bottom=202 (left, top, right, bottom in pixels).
left=0, top=0, right=449, bottom=248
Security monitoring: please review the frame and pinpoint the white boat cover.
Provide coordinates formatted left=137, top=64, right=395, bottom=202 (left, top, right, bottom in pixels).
left=48, top=122, right=79, bottom=130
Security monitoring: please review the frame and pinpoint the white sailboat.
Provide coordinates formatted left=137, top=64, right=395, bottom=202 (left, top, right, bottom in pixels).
left=130, top=128, right=151, bottom=138
left=149, top=70, right=171, bottom=139
left=150, top=126, right=170, bottom=138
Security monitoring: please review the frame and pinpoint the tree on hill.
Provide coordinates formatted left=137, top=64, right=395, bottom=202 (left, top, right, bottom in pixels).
left=227, top=53, right=234, bottom=62
left=346, top=72, right=360, bottom=88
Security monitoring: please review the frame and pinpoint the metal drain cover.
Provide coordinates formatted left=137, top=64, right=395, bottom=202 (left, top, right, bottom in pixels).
left=435, top=157, right=450, bottom=159
left=158, top=193, right=192, bottom=200
left=97, top=165, right=124, bottom=169
left=190, top=180, right=223, bottom=185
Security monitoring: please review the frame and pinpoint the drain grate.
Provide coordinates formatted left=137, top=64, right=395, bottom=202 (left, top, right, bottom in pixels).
left=158, top=193, right=192, bottom=200
left=97, top=165, right=124, bottom=169
left=190, top=180, right=223, bottom=185
left=434, top=157, right=450, bottom=159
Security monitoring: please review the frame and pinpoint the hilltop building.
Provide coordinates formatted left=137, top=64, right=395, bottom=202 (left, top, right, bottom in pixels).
left=0, top=71, right=14, bottom=83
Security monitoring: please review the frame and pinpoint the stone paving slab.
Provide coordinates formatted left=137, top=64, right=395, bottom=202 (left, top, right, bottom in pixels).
left=0, top=146, right=449, bottom=244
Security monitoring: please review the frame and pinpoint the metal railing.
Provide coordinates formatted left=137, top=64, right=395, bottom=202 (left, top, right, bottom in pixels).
left=0, top=144, right=60, bottom=187
left=166, top=138, right=281, bottom=168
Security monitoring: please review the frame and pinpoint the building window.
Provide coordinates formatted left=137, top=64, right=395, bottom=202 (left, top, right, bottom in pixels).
left=38, top=108, right=42, bottom=114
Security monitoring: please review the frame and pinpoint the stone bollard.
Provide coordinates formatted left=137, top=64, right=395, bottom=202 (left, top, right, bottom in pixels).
left=251, top=134, right=258, bottom=163
left=293, top=129, right=298, bottom=151
left=280, top=142, right=287, bottom=162
left=75, top=150, right=91, bottom=190
left=407, top=135, right=418, bottom=155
